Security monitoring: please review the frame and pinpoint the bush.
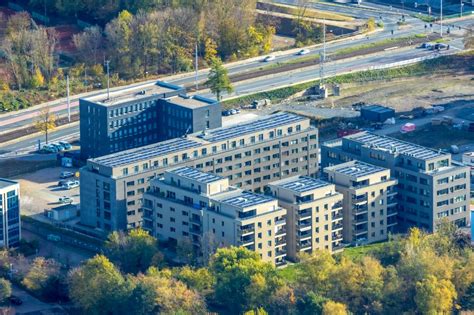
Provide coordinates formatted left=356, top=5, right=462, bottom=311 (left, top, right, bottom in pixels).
left=0, top=278, right=12, bottom=303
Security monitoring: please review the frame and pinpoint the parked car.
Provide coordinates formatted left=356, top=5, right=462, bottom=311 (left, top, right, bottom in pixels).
left=262, top=55, right=276, bottom=62
left=297, top=48, right=310, bottom=55
left=59, top=196, right=74, bottom=204
left=222, top=110, right=231, bottom=116
left=59, top=141, right=72, bottom=150
left=420, top=42, right=433, bottom=49
left=50, top=143, right=65, bottom=151
left=47, top=234, right=61, bottom=242
left=9, top=295, right=22, bottom=306
left=42, top=145, right=58, bottom=153
left=62, top=180, right=79, bottom=190
left=58, top=180, right=68, bottom=187
left=60, top=171, right=74, bottom=179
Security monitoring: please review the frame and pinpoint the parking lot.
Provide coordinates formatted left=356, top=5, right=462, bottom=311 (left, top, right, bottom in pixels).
left=14, top=166, right=80, bottom=218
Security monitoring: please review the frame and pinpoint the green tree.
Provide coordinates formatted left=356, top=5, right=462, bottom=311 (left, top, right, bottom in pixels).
left=296, top=291, right=328, bottom=315
left=105, top=228, right=160, bottom=274
left=0, top=278, right=12, bottom=303
left=174, top=266, right=214, bottom=292
left=30, top=67, right=45, bottom=88
left=68, top=255, right=127, bottom=314
left=126, top=273, right=207, bottom=315
left=415, top=275, right=457, bottom=314
left=35, top=106, right=56, bottom=144
left=322, top=301, right=348, bottom=315
left=22, top=257, right=64, bottom=300
left=366, top=17, right=376, bottom=32
left=210, top=247, right=281, bottom=314
left=298, top=251, right=336, bottom=295
left=205, top=57, right=233, bottom=101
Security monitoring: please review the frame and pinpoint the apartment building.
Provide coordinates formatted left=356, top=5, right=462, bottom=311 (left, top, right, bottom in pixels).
left=80, top=112, right=319, bottom=232
left=321, top=132, right=470, bottom=232
left=324, top=161, right=397, bottom=245
left=142, top=167, right=287, bottom=265
left=0, top=179, right=21, bottom=248
left=268, top=176, right=344, bottom=261
left=80, top=81, right=221, bottom=159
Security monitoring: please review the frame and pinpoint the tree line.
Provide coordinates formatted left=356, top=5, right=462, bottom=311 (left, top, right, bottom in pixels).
left=0, top=223, right=472, bottom=314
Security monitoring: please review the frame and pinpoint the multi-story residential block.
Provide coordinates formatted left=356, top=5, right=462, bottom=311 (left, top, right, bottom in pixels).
left=324, top=161, right=397, bottom=245
left=268, top=176, right=344, bottom=260
left=0, top=179, right=21, bottom=248
left=142, top=167, right=287, bottom=266
left=321, top=132, right=470, bottom=232
left=80, top=112, right=319, bottom=232
left=80, top=81, right=221, bottom=159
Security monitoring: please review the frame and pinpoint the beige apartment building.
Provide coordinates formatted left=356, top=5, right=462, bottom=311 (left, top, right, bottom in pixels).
left=142, top=167, right=287, bottom=266
left=80, top=112, right=319, bottom=232
left=324, top=161, right=398, bottom=245
left=268, top=176, right=344, bottom=261
left=322, top=132, right=470, bottom=232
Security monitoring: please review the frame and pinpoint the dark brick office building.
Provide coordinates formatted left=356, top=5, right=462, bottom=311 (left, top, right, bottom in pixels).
left=80, top=81, right=221, bottom=159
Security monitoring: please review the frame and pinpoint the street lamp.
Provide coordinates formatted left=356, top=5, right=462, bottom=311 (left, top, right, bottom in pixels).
left=461, top=1, right=464, bottom=17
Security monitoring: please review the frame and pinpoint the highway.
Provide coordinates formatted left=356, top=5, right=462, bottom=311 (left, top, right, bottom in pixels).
left=0, top=2, right=472, bottom=155
left=0, top=2, right=430, bottom=133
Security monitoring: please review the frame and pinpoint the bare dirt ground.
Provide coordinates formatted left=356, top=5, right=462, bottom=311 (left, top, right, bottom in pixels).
left=243, top=74, right=474, bottom=119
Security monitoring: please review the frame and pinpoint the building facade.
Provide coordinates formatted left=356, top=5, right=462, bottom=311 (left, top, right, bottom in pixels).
left=80, top=81, right=221, bottom=159
left=321, top=132, right=470, bottom=232
left=324, top=161, right=397, bottom=245
left=80, top=112, right=319, bottom=232
left=143, top=167, right=287, bottom=266
left=268, top=176, right=344, bottom=261
left=0, top=179, right=21, bottom=248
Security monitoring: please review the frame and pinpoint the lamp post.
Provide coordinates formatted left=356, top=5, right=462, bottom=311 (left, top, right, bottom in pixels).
left=461, top=1, right=464, bottom=17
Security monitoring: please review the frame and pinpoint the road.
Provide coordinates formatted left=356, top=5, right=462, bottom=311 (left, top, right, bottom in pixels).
left=0, top=1, right=461, bottom=133
left=0, top=3, right=472, bottom=155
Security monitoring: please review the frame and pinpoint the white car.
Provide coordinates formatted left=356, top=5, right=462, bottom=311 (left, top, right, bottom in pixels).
left=59, top=196, right=74, bottom=204
left=60, top=171, right=74, bottom=179
left=263, top=55, right=276, bottom=62
left=297, top=49, right=310, bottom=55
left=62, top=180, right=79, bottom=190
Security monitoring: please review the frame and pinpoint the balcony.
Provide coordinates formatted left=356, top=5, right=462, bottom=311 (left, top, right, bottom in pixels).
left=275, top=249, right=287, bottom=257
left=238, top=226, right=255, bottom=236
left=298, top=239, right=312, bottom=250
left=189, top=226, right=202, bottom=235
left=332, top=232, right=343, bottom=241
left=332, top=242, right=346, bottom=251
left=387, top=208, right=397, bottom=216
left=353, top=228, right=368, bottom=236
left=275, top=238, right=286, bottom=247
left=332, top=223, right=343, bottom=231
left=352, top=194, right=368, bottom=204
left=240, top=235, right=255, bottom=247
left=275, top=259, right=287, bottom=267
left=353, top=205, right=368, bottom=215
left=276, top=228, right=287, bottom=236
left=332, top=212, right=343, bottom=221
left=332, top=201, right=343, bottom=210
left=297, top=220, right=312, bottom=230
left=297, top=230, right=312, bottom=241
left=275, top=217, right=286, bottom=226
left=190, top=216, right=201, bottom=224
left=298, top=210, right=312, bottom=220
left=387, top=189, right=397, bottom=197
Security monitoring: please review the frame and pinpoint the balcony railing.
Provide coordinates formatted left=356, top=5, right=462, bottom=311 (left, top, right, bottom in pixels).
left=275, top=238, right=286, bottom=246
left=276, top=228, right=287, bottom=236
left=238, top=226, right=255, bottom=236
left=298, top=240, right=312, bottom=250
left=298, top=210, right=312, bottom=220
left=297, top=221, right=312, bottom=230
left=353, top=205, right=368, bottom=215
left=332, top=223, right=343, bottom=230
left=332, top=212, right=343, bottom=221
left=275, top=218, right=286, bottom=226
left=332, top=201, right=343, bottom=209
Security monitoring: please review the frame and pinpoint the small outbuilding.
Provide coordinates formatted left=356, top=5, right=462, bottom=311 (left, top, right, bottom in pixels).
left=361, top=105, right=395, bottom=122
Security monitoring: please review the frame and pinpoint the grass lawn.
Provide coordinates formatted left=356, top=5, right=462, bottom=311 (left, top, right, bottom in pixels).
left=341, top=242, right=387, bottom=260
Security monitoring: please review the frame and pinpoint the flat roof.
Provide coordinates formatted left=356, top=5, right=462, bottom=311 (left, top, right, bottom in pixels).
left=329, top=160, right=387, bottom=178
left=218, top=191, right=275, bottom=208
left=0, top=178, right=18, bottom=189
left=272, top=176, right=332, bottom=193
left=346, top=132, right=445, bottom=160
left=165, top=95, right=217, bottom=108
left=91, top=137, right=202, bottom=168
left=87, top=81, right=184, bottom=106
left=361, top=105, right=394, bottom=113
left=168, top=167, right=223, bottom=183
left=197, top=112, right=306, bottom=142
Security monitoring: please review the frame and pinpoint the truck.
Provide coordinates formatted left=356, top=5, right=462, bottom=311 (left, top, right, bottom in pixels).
left=251, top=99, right=271, bottom=110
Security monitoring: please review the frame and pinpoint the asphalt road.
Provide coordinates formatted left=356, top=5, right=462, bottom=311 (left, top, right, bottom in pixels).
left=1, top=1, right=465, bottom=133
left=0, top=3, right=472, bottom=155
